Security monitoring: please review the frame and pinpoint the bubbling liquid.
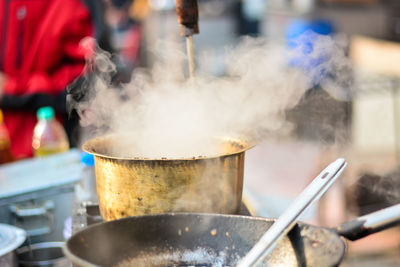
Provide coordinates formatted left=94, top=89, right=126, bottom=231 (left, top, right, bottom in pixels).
left=114, top=247, right=240, bottom=267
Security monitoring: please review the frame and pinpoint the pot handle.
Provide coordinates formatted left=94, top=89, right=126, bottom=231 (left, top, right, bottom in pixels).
left=336, top=203, right=400, bottom=241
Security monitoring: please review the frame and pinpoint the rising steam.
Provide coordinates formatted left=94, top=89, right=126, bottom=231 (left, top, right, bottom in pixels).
left=70, top=31, right=351, bottom=159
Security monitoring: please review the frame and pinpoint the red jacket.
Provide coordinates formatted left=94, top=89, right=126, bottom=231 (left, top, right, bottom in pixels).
left=0, top=0, right=93, bottom=158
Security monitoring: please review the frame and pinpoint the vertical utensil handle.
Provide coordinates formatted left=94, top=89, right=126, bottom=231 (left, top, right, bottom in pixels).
left=238, top=158, right=347, bottom=267
left=175, top=0, right=199, bottom=36
left=336, top=203, right=400, bottom=241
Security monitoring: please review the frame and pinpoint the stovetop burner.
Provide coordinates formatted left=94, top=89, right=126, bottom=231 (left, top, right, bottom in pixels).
left=72, top=202, right=251, bottom=234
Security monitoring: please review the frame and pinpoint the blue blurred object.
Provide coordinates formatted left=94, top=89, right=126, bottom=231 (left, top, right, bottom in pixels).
left=81, top=152, right=94, bottom=167
left=286, top=19, right=334, bottom=47
left=286, top=19, right=335, bottom=86
left=311, top=20, right=334, bottom=36
left=286, top=19, right=310, bottom=49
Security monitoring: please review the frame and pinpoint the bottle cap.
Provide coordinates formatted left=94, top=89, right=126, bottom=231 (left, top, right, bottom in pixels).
left=81, top=152, right=95, bottom=167
left=37, top=106, right=55, bottom=120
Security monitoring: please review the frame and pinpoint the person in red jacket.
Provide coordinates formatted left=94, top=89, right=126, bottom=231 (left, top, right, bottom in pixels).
left=0, top=0, right=94, bottom=159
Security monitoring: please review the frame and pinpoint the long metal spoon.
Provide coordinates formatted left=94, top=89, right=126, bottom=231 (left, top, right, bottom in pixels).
left=186, top=35, right=196, bottom=79
left=238, top=158, right=347, bottom=267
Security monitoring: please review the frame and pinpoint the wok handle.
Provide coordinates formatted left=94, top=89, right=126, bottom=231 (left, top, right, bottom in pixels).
left=336, top=203, right=400, bottom=241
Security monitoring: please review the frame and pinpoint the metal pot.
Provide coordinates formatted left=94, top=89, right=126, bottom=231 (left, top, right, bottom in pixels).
left=83, top=135, right=252, bottom=221
left=0, top=224, right=26, bottom=267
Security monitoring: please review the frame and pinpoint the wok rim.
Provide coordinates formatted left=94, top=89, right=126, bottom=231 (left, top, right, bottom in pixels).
left=62, top=243, right=98, bottom=267
left=63, top=212, right=346, bottom=267
left=82, top=135, right=256, bottom=161
left=63, top=213, right=272, bottom=267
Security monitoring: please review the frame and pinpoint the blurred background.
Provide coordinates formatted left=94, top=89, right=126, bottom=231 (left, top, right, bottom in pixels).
left=137, top=1, right=400, bottom=264
left=138, top=0, right=400, bottom=265
left=0, top=0, right=400, bottom=266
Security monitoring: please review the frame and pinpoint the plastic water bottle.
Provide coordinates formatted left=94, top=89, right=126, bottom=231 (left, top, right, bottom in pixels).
left=0, top=109, right=14, bottom=163
left=75, top=152, right=97, bottom=203
left=32, top=106, right=69, bottom=157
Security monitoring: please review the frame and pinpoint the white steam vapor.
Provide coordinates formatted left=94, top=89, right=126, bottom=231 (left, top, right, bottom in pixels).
left=74, top=32, right=351, bottom=159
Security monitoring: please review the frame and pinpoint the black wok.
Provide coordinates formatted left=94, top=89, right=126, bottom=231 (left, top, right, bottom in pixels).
left=64, top=204, right=400, bottom=267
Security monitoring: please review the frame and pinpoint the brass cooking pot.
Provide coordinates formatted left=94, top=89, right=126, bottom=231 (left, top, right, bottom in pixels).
left=83, top=135, right=253, bottom=221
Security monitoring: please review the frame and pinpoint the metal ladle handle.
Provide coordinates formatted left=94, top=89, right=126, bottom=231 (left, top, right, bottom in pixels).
left=336, top=203, right=400, bottom=241
left=238, top=158, right=348, bottom=267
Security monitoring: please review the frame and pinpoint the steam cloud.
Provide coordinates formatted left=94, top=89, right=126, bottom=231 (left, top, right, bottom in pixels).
left=71, top=31, right=352, bottom=159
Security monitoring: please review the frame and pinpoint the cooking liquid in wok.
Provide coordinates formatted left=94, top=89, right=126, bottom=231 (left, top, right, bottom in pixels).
left=114, top=247, right=239, bottom=267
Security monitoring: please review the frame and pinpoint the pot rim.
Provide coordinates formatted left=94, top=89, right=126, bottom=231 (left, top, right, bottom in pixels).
left=0, top=224, right=26, bottom=257
left=82, top=135, right=256, bottom=161
left=17, top=242, right=67, bottom=265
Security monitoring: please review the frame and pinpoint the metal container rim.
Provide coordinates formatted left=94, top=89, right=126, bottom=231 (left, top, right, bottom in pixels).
left=17, top=242, right=67, bottom=265
left=82, top=135, right=256, bottom=161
